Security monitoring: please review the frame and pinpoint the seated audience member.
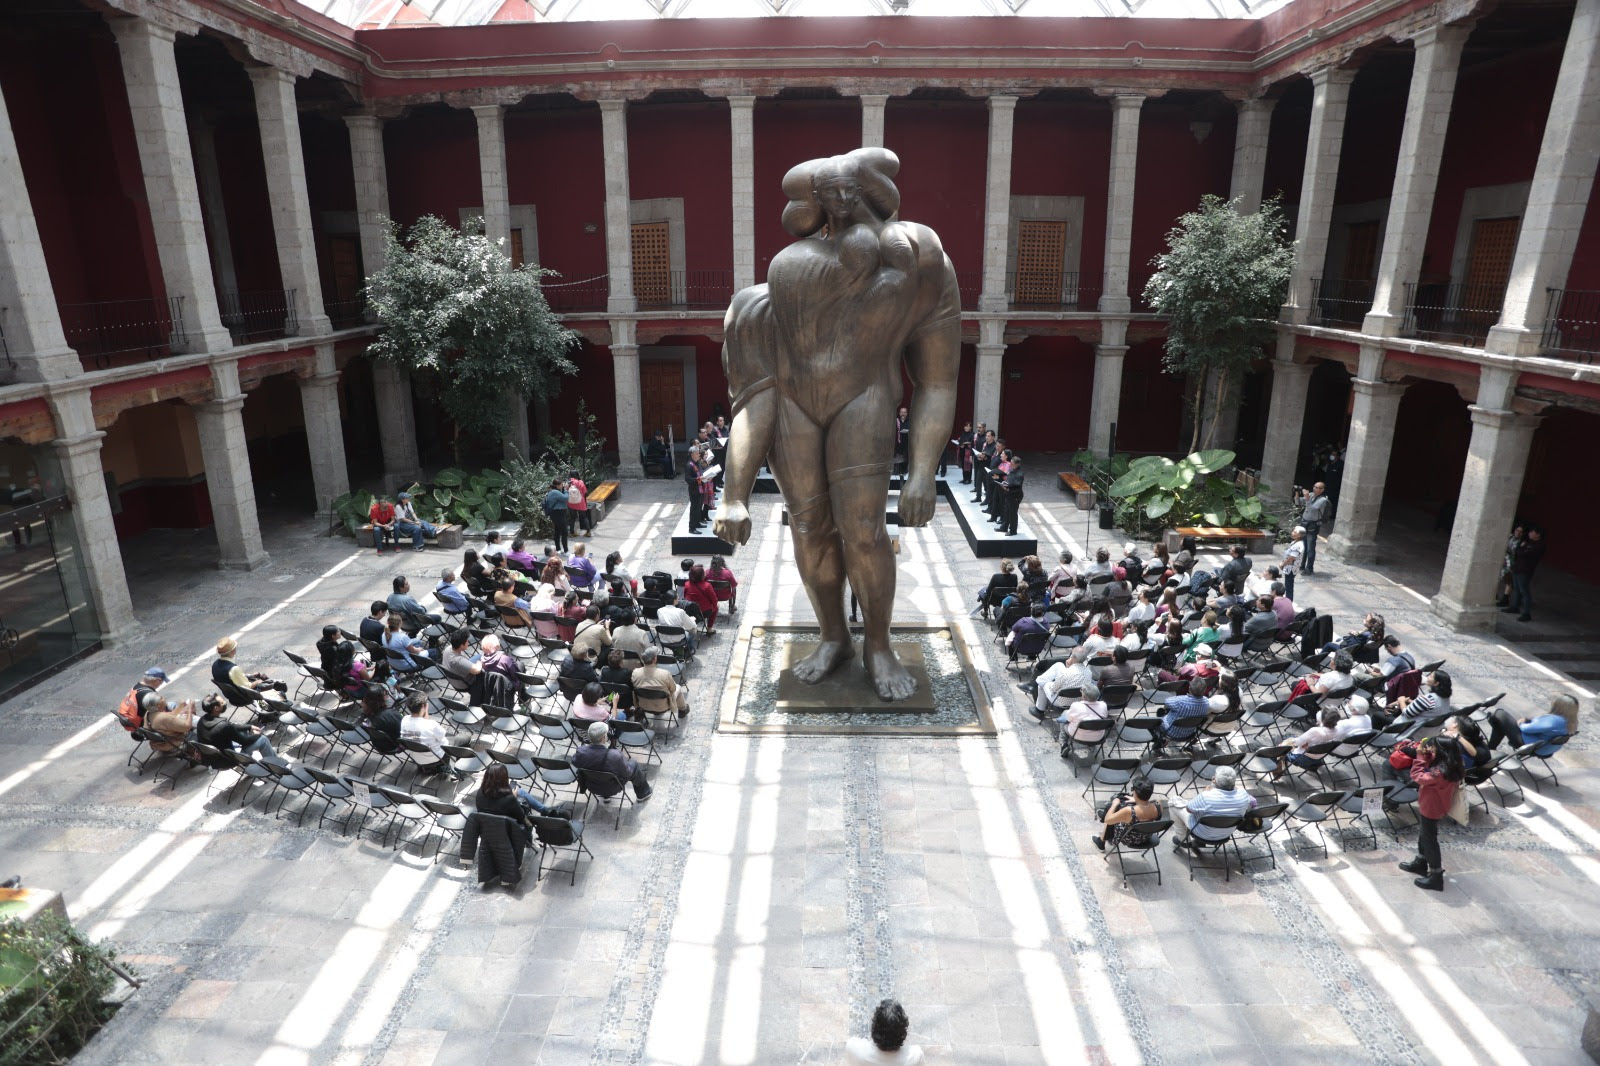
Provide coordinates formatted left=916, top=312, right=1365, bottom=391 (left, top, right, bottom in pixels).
left=1326, top=612, right=1385, bottom=655
left=1121, top=620, right=1153, bottom=653
left=572, top=721, right=653, bottom=800
left=1442, top=715, right=1492, bottom=769
left=1162, top=642, right=1220, bottom=685
left=1219, top=544, right=1252, bottom=589
left=1126, top=587, right=1157, bottom=624
left=539, top=557, right=570, bottom=594
left=560, top=646, right=602, bottom=689
left=1269, top=708, right=1343, bottom=779
left=392, top=491, right=438, bottom=551
left=388, top=575, right=443, bottom=629
left=400, top=695, right=460, bottom=778
left=655, top=599, right=700, bottom=654
left=474, top=765, right=563, bottom=851
left=612, top=611, right=653, bottom=657
left=682, top=565, right=721, bottom=634
left=1007, top=603, right=1050, bottom=651
left=505, top=538, right=540, bottom=573
left=1372, top=669, right=1453, bottom=731
left=1211, top=579, right=1246, bottom=614
left=1367, top=635, right=1416, bottom=679
left=1183, top=611, right=1222, bottom=660
left=383, top=612, right=438, bottom=674
left=478, top=634, right=521, bottom=682
left=995, top=587, right=1031, bottom=634
left=570, top=681, right=615, bottom=722
left=1097, top=645, right=1137, bottom=689
left=481, top=530, right=508, bottom=566
left=359, top=601, right=389, bottom=646
left=196, top=693, right=277, bottom=761
left=1291, top=650, right=1356, bottom=700
left=368, top=494, right=398, bottom=554
left=1057, top=682, right=1109, bottom=740
left=145, top=692, right=199, bottom=761
left=1047, top=551, right=1078, bottom=597
left=1270, top=583, right=1296, bottom=633
left=974, top=559, right=1019, bottom=620
left=1158, top=678, right=1214, bottom=747
left=461, top=548, right=490, bottom=593
left=211, top=636, right=287, bottom=703
left=572, top=605, right=613, bottom=661
left=435, top=569, right=471, bottom=616
left=1019, top=555, right=1050, bottom=601
left=567, top=542, right=600, bottom=590
left=1090, top=776, right=1163, bottom=853
left=1118, top=543, right=1144, bottom=584
left=845, top=999, right=924, bottom=1066
left=442, top=629, right=483, bottom=688
left=1172, top=766, right=1256, bottom=849
left=599, top=650, right=636, bottom=714
left=557, top=590, right=588, bottom=627
left=1486, top=693, right=1579, bottom=755
left=1339, top=694, right=1374, bottom=735
left=1155, top=586, right=1182, bottom=620
left=1170, top=536, right=1197, bottom=576
left=1243, top=596, right=1280, bottom=643
left=605, top=551, right=638, bottom=596
left=632, top=647, right=691, bottom=718
left=707, top=555, right=739, bottom=614
left=318, top=624, right=376, bottom=698
left=493, top=576, right=534, bottom=628
left=1032, top=648, right=1093, bottom=717
left=1085, top=547, right=1113, bottom=579
left=360, top=685, right=403, bottom=754
left=528, top=584, right=560, bottom=637
left=1080, top=620, right=1119, bottom=658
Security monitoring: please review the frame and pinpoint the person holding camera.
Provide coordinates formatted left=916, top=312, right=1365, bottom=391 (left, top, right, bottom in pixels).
left=1090, top=777, right=1164, bottom=852
left=1297, top=483, right=1331, bottom=575
left=196, top=693, right=277, bottom=762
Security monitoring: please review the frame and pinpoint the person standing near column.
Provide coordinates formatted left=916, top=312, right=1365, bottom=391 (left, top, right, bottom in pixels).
left=1505, top=524, right=1545, bottom=622
left=567, top=469, right=593, bottom=536
left=1280, top=526, right=1305, bottom=601
left=973, top=430, right=996, bottom=505
left=684, top=446, right=707, bottom=532
left=542, top=478, right=571, bottom=553
left=1297, top=483, right=1331, bottom=575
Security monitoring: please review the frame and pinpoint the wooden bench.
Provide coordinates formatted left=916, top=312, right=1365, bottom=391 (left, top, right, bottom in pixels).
left=587, top=481, right=621, bottom=521
left=1058, top=471, right=1097, bottom=510
left=356, top=522, right=463, bottom=550
left=1174, top=525, right=1276, bottom=554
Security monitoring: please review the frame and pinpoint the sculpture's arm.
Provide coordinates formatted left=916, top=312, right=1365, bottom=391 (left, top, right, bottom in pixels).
left=899, top=260, right=962, bottom=528
left=714, top=287, right=777, bottom=547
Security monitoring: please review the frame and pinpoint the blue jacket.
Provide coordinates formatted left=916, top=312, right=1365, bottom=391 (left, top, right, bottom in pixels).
left=1520, top=714, right=1569, bottom=757
left=543, top=488, right=569, bottom=514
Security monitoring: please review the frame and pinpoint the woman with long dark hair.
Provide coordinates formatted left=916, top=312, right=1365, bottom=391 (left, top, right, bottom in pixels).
left=1400, top=736, right=1465, bottom=892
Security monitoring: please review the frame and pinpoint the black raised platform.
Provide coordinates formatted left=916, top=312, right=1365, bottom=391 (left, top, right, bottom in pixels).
left=669, top=503, right=735, bottom=555
left=936, top=476, right=1038, bottom=558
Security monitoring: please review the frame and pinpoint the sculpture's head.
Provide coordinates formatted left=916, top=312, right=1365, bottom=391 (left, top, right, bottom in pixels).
left=780, top=148, right=901, bottom=238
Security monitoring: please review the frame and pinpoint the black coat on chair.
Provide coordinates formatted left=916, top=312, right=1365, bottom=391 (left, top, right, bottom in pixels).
left=460, top=811, right=525, bottom=886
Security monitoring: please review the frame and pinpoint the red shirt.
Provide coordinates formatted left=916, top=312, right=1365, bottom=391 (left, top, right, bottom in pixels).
left=683, top=579, right=719, bottom=616
left=369, top=501, right=395, bottom=525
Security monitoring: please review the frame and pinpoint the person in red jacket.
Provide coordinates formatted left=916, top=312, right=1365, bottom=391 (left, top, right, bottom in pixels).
left=1397, top=736, right=1465, bottom=892
left=707, top=554, right=739, bottom=615
left=682, top=564, right=720, bottom=636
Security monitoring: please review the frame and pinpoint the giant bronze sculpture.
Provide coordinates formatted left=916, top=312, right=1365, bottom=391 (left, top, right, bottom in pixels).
left=713, top=148, right=961, bottom=701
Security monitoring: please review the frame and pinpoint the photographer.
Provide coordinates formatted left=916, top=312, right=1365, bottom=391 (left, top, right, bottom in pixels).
left=1296, top=482, right=1331, bottom=575
left=196, top=693, right=277, bottom=762
left=1090, top=777, right=1163, bottom=852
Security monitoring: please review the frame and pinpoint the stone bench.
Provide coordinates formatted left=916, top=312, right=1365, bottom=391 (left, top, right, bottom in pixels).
left=1058, top=471, right=1096, bottom=510
left=356, top=522, right=463, bottom=550
left=1173, top=524, right=1275, bottom=555
left=587, top=481, right=620, bottom=521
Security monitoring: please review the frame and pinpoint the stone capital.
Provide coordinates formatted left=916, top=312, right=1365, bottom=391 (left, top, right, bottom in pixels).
left=609, top=318, right=637, bottom=347
left=196, top=394, right=247, bottom=415
left=1466, top=405, right=1541, bottom=431
left=987, top=94, right=1020, bottom=112
left=301, top=372, right=342, bottom=389
left=246, top=64, right=298, bottom=91
left=107, top=16, right=179, bottom=46
left=727, top=95, right=757, bottom=109
left=1350, top=377, right=1407, bottom=399
left=1095, top=345, right=1130, bottom=359
left=1237, top=97, right=1278, bottom=116
left=52, top=432, right=108, bottom=461
left=1306, top=64, right=1359, bottom=88
left=1405, top=19, right=1476, bottom=49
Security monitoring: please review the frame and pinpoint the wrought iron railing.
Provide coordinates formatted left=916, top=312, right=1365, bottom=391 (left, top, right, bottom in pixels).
left=956, top=271, right=984, bottom=311
left=1401, top=280, right=1507, bottom=346
left=1005, top=270, right=1103, bottom=311
left=58, top=296, right=186, bottom=368
left=220, top=289, right=297, bottom=344
left=541, top=274, right=610, bottom=314
left=1310, top=277, right=1376, bottom=328
left=634, top=268, right=735, bottom=311
left=323, top=292, right=368, bottom=330
left=1539, top=288, right=1600, bottom=363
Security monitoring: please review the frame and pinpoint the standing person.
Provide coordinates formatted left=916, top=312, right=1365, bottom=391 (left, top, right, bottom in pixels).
left=844, top=999, right=924, bottom=1066
left=955, top=420, right=973, bottom=483
left=542, top=478, right=570, bottom=553
left=1001, top=454, right=1024, bottom=536
left=1397, top=736, right=1465, bottom=892
left=1506, top=525, right=1545, bottom=623
left=972, top=431, right=997, bottom=505
left=1280, top=526, right=1305, bottom=602
left=893, top=404, right=910, bottom=470
left=1496, top=523, right=1525, bottom=608
left=684, top=446, right=707, bottom=532
left=1297, top=483, right=1331, bottom=575
left=567, top=470, right=593, bottom=535
left=393, top=492, right=438, bottom=552
left=368, top=494, right=398, bottom=554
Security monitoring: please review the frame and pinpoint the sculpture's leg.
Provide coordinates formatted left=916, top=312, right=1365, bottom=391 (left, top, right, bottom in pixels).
left=768, top=401, right=854, bottom=684
left=827, top=395, right=916, bottom=702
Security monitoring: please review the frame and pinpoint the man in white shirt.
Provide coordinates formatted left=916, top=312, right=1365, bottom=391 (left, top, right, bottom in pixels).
left=1080, top=620, right=1119, bottom=658
left=654, top=601, right=698, bottom=654
left=398, top=696, right=460, bottom=776
left=1272, top=708, right=1343, bottom=778
left=1338, top=694, right=1373, bottom=735
left=1032, top=647, right=1093, bottom=716
left=612, top=611, right=653, bottom=657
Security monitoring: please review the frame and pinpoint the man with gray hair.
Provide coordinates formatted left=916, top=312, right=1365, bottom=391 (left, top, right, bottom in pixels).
left=632, top=646, right=691, bottom=719
left=1172, top=765, right=1256, bottom=850
left=1057, top=681, right=1108, bottom=740
left=435, top=568, right=470, bottom=617
left=1031, top=646, right=1093, bottom=717
left=571, top=721, right=652, bottom=801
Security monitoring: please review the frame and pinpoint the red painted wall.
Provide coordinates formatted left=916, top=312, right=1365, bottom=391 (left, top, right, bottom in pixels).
left=628, top=101, right=732, bottom=274
left=883, top=98, right=988, bottom=280
left=1131, top=96, right=1236, bottom=293
left=1012, top=96, right=1111, bottom=282
left=753, top=99, right=860, bottom=271
left=212, top=116, right=285, bottom=296
left=999, top=336, right=1094, bottom=453
left=1520, top=406, right=1600, bottom=580
left=1116, top=340, right=1188, bottom=454
left=1564, top=172, right=1600, bottom=293
left=385, top=106, right=482, bottom=231
left=506, top=105, right=608, bottom=282
left=550, top=339, right=617, bottom=451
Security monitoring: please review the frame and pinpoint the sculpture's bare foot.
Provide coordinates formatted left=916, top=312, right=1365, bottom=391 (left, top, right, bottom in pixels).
left=792, top=639, right=854, bottom=685
left=866, top=645, right=918, bottom=702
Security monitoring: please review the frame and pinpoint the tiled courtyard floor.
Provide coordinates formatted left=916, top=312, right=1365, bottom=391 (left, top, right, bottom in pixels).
left=1, top=477, right=1595, bottom=1065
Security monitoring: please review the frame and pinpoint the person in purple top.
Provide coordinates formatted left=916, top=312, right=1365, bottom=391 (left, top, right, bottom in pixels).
left=567, top=542, right=600, bottom=590
left=505, top=538, right=541, bottom=572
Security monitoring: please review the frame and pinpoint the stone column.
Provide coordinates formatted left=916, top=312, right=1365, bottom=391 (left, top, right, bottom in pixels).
left=1433, top=373, right=1541, bottom=630
left=979, top=95, right=1018, bottom=313
left=861, top=94, right=888, bottom=149
left=372, top=360, right=421, bottom=488
left=611, top=318, right=644, bottom=478
left=471, top=104, right=511, bottom=251
left=343, top=113, right=391, bottom=278
left=1088, top=318, right=1128, bottom=456
left=729, top=96, right=757, bottom=292
left=973, top=319, right=1006, bottom=430
left=1229, top=98, right=1277, bottom=214
left=600, top=100, right=636, bottom=315
left=300, top=343, right=349, bottom=521
left=1100, top=94, right=1145, bottom=314
left=193, top=362, right=268, bottom=571
left=1281, top=66, right=1356, bottom=323
left=1326, top=375, right=1407, bottom=563
left=505, top=396, right=532, bottom=462
left=1258, top=347, right=1314, bottom=501
left=0, top=82, right=80, bottom=382
left=186, top=118, right=239, bottom=302
left=47, top=391, right=137, bottom=642
left=109, top=18, right=233, bottom=353
left=1486, top=0, right=1600, bottom=356
left=248, top=65, right=331, bottom=336
left=1362, top=24, right=1472, bottom=337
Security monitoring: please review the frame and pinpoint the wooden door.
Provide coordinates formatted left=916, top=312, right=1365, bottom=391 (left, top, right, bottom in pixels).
left=510, top=228, right=525, bottom=269
left=329, top=235, right=362, bottom=301
left=632, top=221, right=671, bottom=307
left=640, top=359, right=686, bottom=441
left=1014, top=220, right=1067, bottom=306
left=1342, top=220, right=1379, bottom=281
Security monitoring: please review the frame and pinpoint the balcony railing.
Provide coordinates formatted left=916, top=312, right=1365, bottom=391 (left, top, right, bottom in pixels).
left=323, top=292, right=368, bottom=330
left=220, top=289, right=297, bottom=344
left=1005, top=270, right=1103, bottom=312
left=1310, top=277, right=1376, bottom=328
left=541, top=274, right=610, bottom=314
left=1539, top=288, right=1600, bottom=363
left=1401, top=280, right=1507, bottom=346
left=634, top=269, right=735, bottom=312
left=58, top=296, right=186, bottom=368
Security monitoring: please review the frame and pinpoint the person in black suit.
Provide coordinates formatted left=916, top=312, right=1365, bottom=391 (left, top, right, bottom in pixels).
left=685, top=446, right=707, bottom=532
left=1002, top=455, right=1025, bottom=536
left=973, top=431, right=997, bottom=504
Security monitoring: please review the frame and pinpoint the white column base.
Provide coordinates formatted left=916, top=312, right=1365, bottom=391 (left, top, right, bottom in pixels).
left=1325, top=533, right=1378, bottom=564
left=1430, top=593, right=1501, bottom=633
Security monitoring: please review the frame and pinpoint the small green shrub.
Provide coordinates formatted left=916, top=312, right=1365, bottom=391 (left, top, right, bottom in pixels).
left=0, top=914, right=128, bottom=1066
left=1072, top=448, right=1278, bottom=540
